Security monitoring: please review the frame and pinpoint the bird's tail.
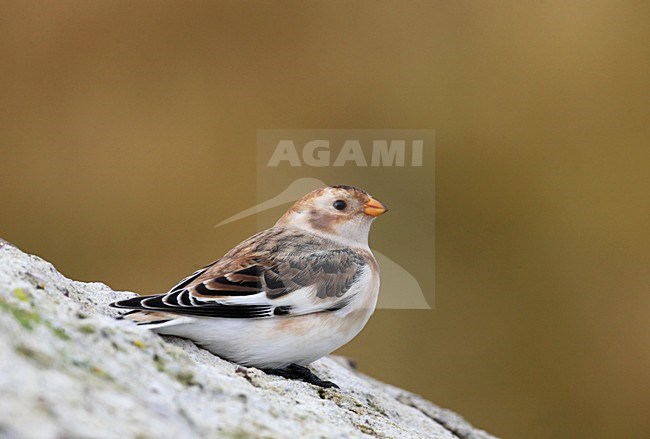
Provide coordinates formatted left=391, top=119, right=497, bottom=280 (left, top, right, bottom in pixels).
left=115, top=309, right=177, bottom=327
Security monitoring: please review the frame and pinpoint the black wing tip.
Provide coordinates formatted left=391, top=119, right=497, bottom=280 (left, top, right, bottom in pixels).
left=111, top=293, right=272, bottom=319
left=109, top=300, right=131, bottom=309
left=110, top=295, right=149, bottom=310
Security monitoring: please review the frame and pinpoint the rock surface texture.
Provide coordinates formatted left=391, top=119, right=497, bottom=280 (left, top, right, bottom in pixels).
left=0, top=241, right=496, bottom=439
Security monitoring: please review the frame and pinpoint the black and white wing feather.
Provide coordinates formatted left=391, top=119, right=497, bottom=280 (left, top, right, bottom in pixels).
left=110, top=227, right=371, bottom=319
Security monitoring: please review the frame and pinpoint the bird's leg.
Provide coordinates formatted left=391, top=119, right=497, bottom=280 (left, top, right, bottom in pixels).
left=263, top=364, right=339, bottom=388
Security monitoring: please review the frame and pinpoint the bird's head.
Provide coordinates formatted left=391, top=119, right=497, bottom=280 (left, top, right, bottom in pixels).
left=276, top=185, right=387, bottom=247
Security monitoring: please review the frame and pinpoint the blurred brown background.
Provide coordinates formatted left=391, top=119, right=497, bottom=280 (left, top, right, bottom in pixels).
left=1, top=1, right=649, bottom=437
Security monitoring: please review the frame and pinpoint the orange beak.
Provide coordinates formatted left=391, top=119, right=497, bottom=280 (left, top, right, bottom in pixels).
left=364, top=197, right=388, bottom=217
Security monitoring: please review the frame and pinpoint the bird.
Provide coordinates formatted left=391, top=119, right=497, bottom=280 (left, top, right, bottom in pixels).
left=110, top=185, right=387, bottom=388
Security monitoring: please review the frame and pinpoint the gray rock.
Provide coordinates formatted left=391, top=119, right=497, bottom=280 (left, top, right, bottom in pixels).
left=0, top=242, right=497, bottom=439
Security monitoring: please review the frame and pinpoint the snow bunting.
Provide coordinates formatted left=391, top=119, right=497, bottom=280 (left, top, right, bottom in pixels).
left=111, top=185, right=387, bottom=388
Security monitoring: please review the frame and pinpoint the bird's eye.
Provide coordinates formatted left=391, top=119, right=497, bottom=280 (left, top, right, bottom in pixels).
left=333, top=200, right=347, bottom=210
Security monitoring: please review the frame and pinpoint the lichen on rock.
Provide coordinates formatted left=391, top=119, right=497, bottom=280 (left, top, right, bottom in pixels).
left=0, top=240, right=496, bottom=438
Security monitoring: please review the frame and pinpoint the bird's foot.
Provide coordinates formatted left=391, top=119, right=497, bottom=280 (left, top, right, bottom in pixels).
left=263, top=364, right=339, bottom=389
